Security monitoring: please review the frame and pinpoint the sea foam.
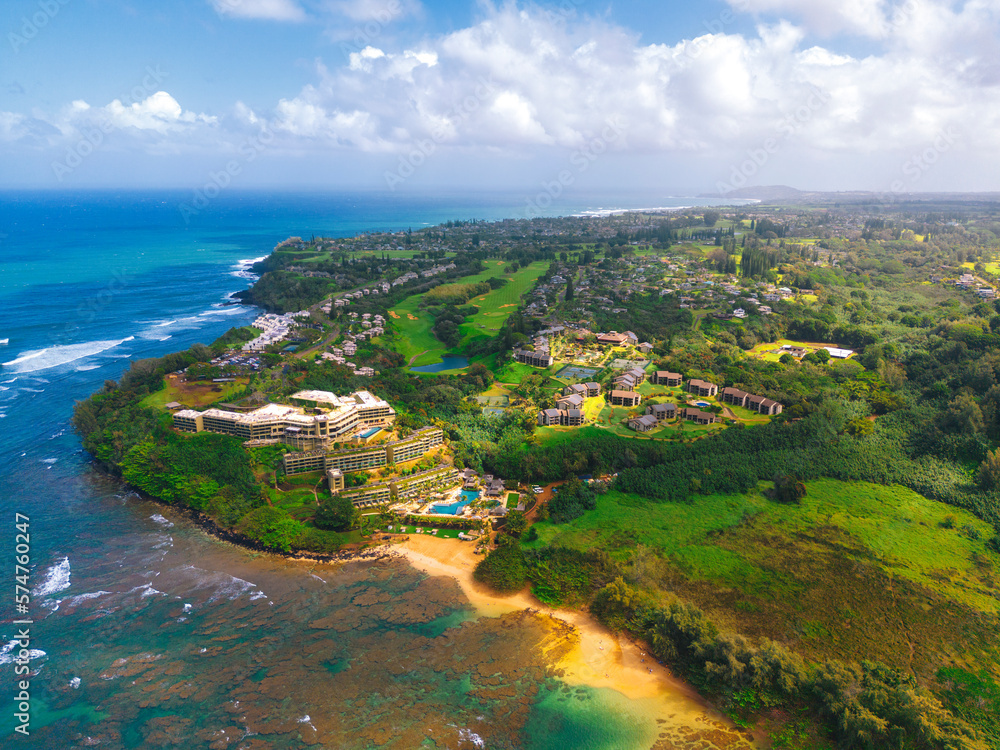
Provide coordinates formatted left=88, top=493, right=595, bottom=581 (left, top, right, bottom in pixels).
left=34, top=557, right=71, bottom=597
left=2, top=338, right=133, bottom=373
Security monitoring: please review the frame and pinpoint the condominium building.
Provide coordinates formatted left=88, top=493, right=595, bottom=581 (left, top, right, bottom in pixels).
left=339, top=465, right=459, bottom=508
left=282, top=427, right=445, bottom=476
left=173, top=390, right=396, bottom=449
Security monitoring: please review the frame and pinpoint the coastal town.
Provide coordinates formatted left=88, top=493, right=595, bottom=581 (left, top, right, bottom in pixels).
left=73, top=201, right=1000, bottom=750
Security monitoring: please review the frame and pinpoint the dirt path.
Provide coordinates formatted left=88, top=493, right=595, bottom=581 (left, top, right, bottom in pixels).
left=408, top=350, right=430, bottom=366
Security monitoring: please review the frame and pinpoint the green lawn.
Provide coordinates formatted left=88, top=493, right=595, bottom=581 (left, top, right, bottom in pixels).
left=527, top=479, right=999, bottom=615
left=524, top=479, right=1000, bottom=681
left=140, top=378, right=249, bottom=410
left=458, top=262, right=550, bottom=346
left=385, top=262, right=549, bottom=368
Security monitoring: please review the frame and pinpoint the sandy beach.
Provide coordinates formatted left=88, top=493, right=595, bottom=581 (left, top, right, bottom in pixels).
left=394, top=536, right=731, bottom=722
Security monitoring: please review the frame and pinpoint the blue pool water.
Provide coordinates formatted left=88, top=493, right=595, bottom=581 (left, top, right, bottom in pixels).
left=432, top=489, right=479, bottom=515
left=410, top=356, right=470, bottom=373
left=695, top=401, right=711, bottom=407
left=360, top=427, right=381, bottom=439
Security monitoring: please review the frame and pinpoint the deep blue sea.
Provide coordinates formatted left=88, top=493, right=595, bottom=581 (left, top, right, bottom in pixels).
left=0, top=190, right=746, bottom=749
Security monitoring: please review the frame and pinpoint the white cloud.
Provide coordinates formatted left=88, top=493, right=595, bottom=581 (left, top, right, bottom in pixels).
left=209, top=0, right=306, bottom=22
left=728, top=0, right=892, bottom=38
left=102, top=92, right=217, bottom=133
left=6, top=0, right=1000, bottom=191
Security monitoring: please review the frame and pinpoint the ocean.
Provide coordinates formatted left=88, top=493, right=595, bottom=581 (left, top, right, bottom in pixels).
left=0, top=189, right=750, bottom=749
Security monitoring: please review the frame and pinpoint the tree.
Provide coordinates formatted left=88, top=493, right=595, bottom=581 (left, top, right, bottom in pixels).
left=977, top=449, right=1000, bottom=490
left=703, top=210, right=720, bottom=227
left=315, top=495, right=360, bottom=531
left=771, top=474, right=806, bottom=504
left=565, top=278, right=574, bottom=301
left=505, top=510, right=528, bottom=537
left=236, top=506, right=302, bottom=552
left=943, top=392, right=984, bottom=434
left=473, top=542, right=527, bottom=593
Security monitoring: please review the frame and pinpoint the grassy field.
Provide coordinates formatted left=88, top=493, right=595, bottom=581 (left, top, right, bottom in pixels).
left=525, top=479, right=1000, bottom=682
left=140, top=377, right=249, bottom=410
left=385, top=262, right=548, bottom=368
left=746, top=338, right=840, bottom=362
left=458, top=261, right=550, bottom=346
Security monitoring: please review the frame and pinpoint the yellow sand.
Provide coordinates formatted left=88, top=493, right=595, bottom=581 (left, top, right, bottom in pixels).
left=395, top=536, right=712, bottom=709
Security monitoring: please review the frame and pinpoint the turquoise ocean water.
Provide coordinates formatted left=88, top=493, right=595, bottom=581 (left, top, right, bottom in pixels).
left=0, top=190, right=743, bottom=749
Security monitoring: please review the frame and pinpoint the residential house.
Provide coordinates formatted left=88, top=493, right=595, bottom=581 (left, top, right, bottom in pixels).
left=609, top=390, right=641, bottom=407
left=746, top=395, right=783, bottom=416
left=596, top=331, right=629, bottom=346
left=651, top=371, right=682, bottom=387
left=646, top=402, right=676, bottom=422
left=514, top=348, right=555, bottom=368
left=681, top=407, right=717, bottom=425
left=556, top=393, right=585, bottom=411
left=686, top=379, right=719, bottom=397
left=628, top=414, right=659, bottom=432
left=720, top=387, right=750, bottom=407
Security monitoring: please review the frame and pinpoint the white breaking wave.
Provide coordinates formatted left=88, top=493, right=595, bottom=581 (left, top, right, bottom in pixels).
left=198, top=307, right=245, bottom=317
left=70, top=677, right=81, bottom=689
left=458, top=728, right=486, bottom=748
left=62, top=591, right=111, bottom=607
left=41, top=458, right=58, bottom=464
left=2, top=337, right=134, bottom=373
left=150, top=514, right=174, bottom=528
left=179, top=566, right=268, bottom=603
left=126, top=583, right=164, bottom=599
left=0, top=640, right=45, bottom=665
left=230, top=256, right=266, bottom=280
left=74, top=364, right=101, bottom=372
left=34, top=557, right=71, bottom=597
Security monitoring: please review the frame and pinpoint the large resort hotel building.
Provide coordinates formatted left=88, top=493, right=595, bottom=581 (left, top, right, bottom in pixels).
left=172, top=390, right=395, bottom=449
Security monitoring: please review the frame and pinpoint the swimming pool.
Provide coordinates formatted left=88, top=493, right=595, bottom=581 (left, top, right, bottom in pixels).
left=694, top=401, right=711, bottom=407
left=431, top=489, right=479, bottom=515
left=359, top=427, right=381, bottom=439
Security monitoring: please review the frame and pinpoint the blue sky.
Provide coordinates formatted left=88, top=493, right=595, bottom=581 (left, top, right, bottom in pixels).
left=2, top=0, right=999, bottom=194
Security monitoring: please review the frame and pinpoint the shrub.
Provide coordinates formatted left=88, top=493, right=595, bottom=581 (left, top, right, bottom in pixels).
left=315, top=495, right=360, bottom=531
left=236, top=506, right=302, bottom=552
left=473, top=543, right=527, bottom=593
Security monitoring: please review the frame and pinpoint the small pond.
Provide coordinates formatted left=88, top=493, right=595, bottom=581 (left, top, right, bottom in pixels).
left=410, top=356, right=469, bottom=373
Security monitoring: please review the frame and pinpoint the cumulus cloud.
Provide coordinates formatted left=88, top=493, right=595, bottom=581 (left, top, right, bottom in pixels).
left=102, top=92, right=218, bottom=133
left=209, top=0, right=306, bottom=22
left=728, top=0, right=892, bottom=38
left=258, top=0, right=1000, bottom=161
left=6, top=0, right=1000, bottom=190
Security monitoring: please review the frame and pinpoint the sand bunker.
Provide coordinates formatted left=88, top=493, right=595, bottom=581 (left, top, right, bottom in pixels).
left=406, top=314, right=418, bottom=320
left=388, top=311, right=400, bottom=319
